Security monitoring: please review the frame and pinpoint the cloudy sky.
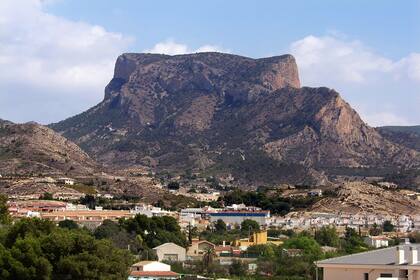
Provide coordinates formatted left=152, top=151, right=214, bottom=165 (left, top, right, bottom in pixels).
left=1, top=0, right=419, bottom=126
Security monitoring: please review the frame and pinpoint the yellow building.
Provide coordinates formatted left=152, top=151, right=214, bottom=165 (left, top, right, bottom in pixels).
left=233, top=230, right=283, bottom=249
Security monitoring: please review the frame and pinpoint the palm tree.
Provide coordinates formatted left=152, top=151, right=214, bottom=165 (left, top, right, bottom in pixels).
left=202, top=247, right=216, bottom=269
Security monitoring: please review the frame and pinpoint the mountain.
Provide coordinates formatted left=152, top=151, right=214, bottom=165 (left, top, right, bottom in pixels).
left=0, top=120, right=97, bottom=176
left=378, top=126, right=420, bottom=152
left=50, top=52, right=420, bottom=186
left=377, top=126, right=420, bottom=188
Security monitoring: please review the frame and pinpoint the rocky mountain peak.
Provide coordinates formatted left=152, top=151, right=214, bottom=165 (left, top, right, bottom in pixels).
left=105, top=52, right=300, bottom=99
left=50, top=52, right=420, bottom=186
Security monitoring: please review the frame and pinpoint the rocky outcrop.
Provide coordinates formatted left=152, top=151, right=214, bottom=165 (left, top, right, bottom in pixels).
left=50, top=52, right=420, bottom=186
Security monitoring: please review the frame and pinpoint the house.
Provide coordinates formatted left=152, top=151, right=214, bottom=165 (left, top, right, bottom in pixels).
left=308, top=189, right=323, bottom=197
left=153, top=243, right=186, bottom=262
left=57, top=177, right=75, bottom=185
left=316, top=244, right=420, bottom=280
left=128, top=261, right=179, bottom=280
left=232, top=230, right=283, bottom=250
left=131, top=204, right=174, bottom=218
left=364, top=236, right=390, bottom=248
left=187, top=239, right=216, bottom=260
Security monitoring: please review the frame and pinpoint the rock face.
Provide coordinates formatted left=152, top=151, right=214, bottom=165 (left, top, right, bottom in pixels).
left=0, top=120, right=97, bottom=176
left=50, top=52, right=420, bottom=186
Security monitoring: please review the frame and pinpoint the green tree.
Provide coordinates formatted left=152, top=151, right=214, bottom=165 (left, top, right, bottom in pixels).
left=79, top=195, right=96, bottom=209
left=5, top=218, right=55, bottom=247
left=58, top=220, right=78, bottom=230
left=10, top=237, right=52, bottom=279
left=246, top=244, right=276, bottom=258
left=0, top=218, right=133, bottom=280
left=121, top=214, right=187, bottom=248
left=167, top=181, right=180, bottom=190
left=342, top=227, right=366, bottom=253
left=0, top=194, right=11, bottom=225
left=228, top=259, right=247, bottom=276
left=315, top=226, right=339, bottom=247
left=369, top=223, right=382, bottom=236
left=214, top=219, right=227, bottom=233
left=283, top=235, right=322, bottom=258
left=241, top=219, right=260, bottom=235
left=202, top=247, right=216, bottom=270
left=95, top=220, right=120, bottom=239
left=383, top=220, right=395, bottom=232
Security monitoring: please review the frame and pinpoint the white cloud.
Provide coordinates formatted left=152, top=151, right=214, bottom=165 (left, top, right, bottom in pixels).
left=290, top=35, right=394, bottom=84
left=195, top=44, right=228, bottom=53
left=289, top=34, right=420, bottom=126
left=144, top=40, right=189, bottom=55
left=396, top=53, right=420, bottom=83
left=0, top=0, right=133, bottom=124
left=145, top=39, right=229, bottom=55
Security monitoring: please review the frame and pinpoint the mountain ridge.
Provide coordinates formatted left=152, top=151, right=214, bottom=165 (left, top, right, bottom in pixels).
left=49, top=52, right=420, bottom=186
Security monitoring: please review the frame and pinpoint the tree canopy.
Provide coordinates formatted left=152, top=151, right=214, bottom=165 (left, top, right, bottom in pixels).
left=241, top=219, right=260, bottom=234
left=0, top=218, right=133, bottom=280
left=0, top=194, right=11, bottom=225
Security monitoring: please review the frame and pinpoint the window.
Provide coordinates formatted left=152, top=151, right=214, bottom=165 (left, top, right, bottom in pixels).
left=364, top=273, right=369, bottom=280
left=380, top=273, right=393, bottom=277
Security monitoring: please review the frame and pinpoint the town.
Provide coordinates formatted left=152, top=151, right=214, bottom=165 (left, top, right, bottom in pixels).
left=1, top=174, right=419, bottom=279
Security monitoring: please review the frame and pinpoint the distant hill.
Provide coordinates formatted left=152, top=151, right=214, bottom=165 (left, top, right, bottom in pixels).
left=378, top=126, right=420, bottom=152
left=379, top=125, right=420, bottom=135
left=49, top=52, right=420, bottom=186
left=0, top=120, right=98, bottom=176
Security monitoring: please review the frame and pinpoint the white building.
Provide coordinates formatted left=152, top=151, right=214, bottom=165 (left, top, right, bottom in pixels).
left=153, top=243, right=186, bottom=262
left=128, top=261, right=179, bottom=280
left=308, top=189, right=323, bottom=197
left=364, top=236, right=389, bottom=248
left=316, top=244, right=420, bottom=280
left=57, top=177, right=75, bottom=185
left=131, top=205, right=173, bottom=218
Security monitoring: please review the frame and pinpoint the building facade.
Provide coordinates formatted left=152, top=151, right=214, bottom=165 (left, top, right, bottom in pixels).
left=128, top=261, right=179, bottom=280
left=316, top=245, right=420, bottom=280
left=153, top=243, right=186, bottom=262
left=208, top=211, right=270, bottom=226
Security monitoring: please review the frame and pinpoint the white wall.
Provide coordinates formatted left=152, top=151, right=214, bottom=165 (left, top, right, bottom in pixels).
left=143, top=262, right=170, bottom=272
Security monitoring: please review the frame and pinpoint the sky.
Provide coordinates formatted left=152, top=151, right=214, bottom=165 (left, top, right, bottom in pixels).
left=1, top=0, right=419, bottom=126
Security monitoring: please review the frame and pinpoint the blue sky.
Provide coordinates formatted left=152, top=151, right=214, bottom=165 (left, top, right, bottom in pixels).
left=47, top=0, right=419, bottom=59
left=1, top=0, right=419, bottom=126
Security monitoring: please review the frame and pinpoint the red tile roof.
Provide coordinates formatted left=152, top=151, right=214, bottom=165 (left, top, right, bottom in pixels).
left=215, top=246, right=232, bottom=251
left=130, top=271, right=179, bottom=277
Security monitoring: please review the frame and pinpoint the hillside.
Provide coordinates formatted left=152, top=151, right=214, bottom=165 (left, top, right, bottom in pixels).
left=378, top=126, right=420, bottom=152
left=50, top=52, right=420, bottom=186
left=311, top=182, right=419, bottom=215
left=0, top=119, right=98, bottom=176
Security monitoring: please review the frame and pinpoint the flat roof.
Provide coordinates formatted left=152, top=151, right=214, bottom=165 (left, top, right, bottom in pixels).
left=130, top=271, right=178, bottom=277
left=317, top=245, right=420, bottom=266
